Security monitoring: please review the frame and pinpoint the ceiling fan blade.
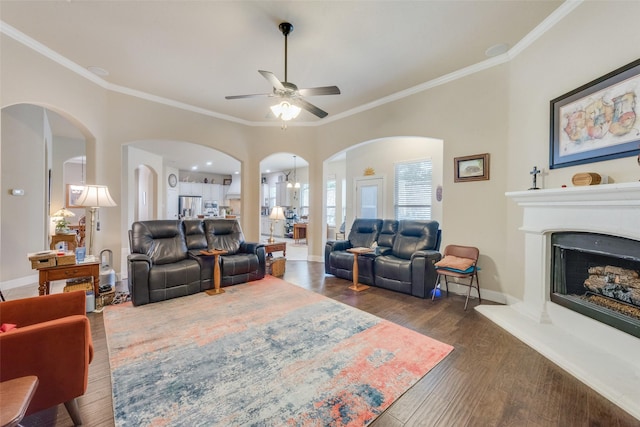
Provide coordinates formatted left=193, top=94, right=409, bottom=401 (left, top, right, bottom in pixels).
left=225, top=93, right=271, bottom=100
left=258, top=70, right=286, bottom=91
left=298, top=86, right=341, bottom=97
left=294, top=98, right=328, bottom=118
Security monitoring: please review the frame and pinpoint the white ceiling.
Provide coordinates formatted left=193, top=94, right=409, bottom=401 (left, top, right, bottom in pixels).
left=1, top=0, right=564, bottom=173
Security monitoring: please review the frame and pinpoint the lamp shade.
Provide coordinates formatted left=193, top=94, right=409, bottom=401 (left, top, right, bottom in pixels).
left=74, top=185, right=117, bottom=208
left=270, top=101, right=301, bottom=121
left=52, top=208, right=76, bottom=218
left=269, top=206, right=286, bottom=221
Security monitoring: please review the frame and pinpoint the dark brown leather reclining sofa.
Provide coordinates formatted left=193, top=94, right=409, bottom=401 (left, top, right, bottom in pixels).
left=128, top=219, right=265, bottom=306
left=325, top=218, right=441, bottom=298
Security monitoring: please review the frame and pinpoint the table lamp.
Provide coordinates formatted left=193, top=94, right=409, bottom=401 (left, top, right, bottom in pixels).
left=268, top=206, right=285, bottom=243
left=52, top=207, right=76, bottom=234
left=74, top=185, right=117, bottom=256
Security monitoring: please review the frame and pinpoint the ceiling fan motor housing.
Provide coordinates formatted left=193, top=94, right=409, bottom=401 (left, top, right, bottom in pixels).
left=279, top=22, right=293, bottom=37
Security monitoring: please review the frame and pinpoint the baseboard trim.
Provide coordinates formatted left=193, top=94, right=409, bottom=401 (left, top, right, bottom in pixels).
left=0, top=274, right=39, bottom=291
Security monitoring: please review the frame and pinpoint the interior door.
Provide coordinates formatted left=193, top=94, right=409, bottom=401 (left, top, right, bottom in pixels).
left=355, top=177, right=383, bottom=219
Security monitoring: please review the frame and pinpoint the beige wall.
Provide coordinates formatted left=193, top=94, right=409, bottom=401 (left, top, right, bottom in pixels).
left=2, top=1, right=640, bottom=301
left=1, top=105, right=48, bottom=282
left=503, top=0, right=640, bottom=301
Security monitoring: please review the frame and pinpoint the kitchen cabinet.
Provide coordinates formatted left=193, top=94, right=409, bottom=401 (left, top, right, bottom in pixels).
left=261, top=216, right=285, bottom=238
left=274, top=221, right=285, bottom=237
left=166, top=188, right=179, bottom=219
left=261, top=217, right=270, bottom=236
left=276, top=182, right=292, bottom=207
left=179, top=182, right=203, bottom=196
left=202, top=183, right=222, bottom=202
left=260, top=183, right=269, bottom=207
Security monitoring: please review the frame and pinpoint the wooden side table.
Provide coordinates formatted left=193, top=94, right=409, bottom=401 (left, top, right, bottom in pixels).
left=0, top=375, right=39, bottom=427
left=38, top=262, right=100, bottom=296
left=201, top=249, right=228, bottom=296
left=263, top=241, right=286, bottom=258
left=347, top=247, right=373, bottom=292
left=293, top=223, right=307, bottom=244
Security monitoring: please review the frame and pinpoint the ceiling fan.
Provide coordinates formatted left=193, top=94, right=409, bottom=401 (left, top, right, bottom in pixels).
left=225, top=22, right=340, bottom=120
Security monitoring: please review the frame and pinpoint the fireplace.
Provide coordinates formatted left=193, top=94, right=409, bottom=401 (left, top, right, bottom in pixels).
left=550, top=232, right=640, bottom=339
left=476, top=182, right=640, bottom=421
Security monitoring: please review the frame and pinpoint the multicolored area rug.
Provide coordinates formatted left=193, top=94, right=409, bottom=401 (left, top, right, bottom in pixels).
left=103, top=276, right=453, bottom=426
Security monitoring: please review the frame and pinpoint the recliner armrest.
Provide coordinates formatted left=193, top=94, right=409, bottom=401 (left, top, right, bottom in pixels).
left=375, top=246, right=393, bottom=256
left=240, top=242, right=263, bottom=255
left=412, top=250, right=442, bottom=263
left=128, top=253, right=152, bottom=266
left=327, top=240, right=352, bottom=252
left=127, top=254, right=152, bottom=306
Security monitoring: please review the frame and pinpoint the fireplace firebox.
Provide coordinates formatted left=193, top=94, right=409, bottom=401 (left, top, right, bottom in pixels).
left=551, top=232, right=640, bottom=339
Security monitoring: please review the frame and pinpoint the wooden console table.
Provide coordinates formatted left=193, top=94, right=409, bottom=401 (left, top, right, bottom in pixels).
left=263, top=241, right=286, bottom=258
left=38, top=262, right=100, bottom=296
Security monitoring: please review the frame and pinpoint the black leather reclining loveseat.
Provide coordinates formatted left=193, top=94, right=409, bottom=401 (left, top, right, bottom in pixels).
left=128, top=219, right=265, bottom=306
left=325, top=218, right=441, bottom=298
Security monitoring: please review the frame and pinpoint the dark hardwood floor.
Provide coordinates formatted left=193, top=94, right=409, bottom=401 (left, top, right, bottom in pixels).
left=21, top=261, right=639, bottom=426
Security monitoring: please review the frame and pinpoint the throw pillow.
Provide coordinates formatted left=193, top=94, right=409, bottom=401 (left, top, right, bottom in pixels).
left=0, top=323, right=17, bottom=333
left=435, top=255, right=475, bottom=271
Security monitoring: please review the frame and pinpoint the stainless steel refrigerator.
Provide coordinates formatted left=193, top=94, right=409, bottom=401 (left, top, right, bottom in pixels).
left=178, top=196, right=202, bottom=218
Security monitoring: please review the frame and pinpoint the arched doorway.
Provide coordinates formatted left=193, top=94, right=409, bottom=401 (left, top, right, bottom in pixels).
left=323, top=136, right=443, bottom=241
left=1, top=104, right=91, bottom=286
left=260, top=153, right=309, bottom=261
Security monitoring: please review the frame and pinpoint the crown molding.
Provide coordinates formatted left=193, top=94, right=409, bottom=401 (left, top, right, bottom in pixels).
left=1, top=1, right=582, bottom=127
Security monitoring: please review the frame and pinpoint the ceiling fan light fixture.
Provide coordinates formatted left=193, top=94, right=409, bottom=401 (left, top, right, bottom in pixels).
left=271, top=101, right=301, bottom=121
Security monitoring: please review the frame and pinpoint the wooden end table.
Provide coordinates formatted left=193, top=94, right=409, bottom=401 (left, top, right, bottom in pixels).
left=293, top=223, right=307, bottom=244
left=347, top=247, right=373, bottom=292
left=263, top=241, right=286, bottom=258
left=38, top=261, right=100, bottom=297
left=201, top=249, right=228, bottom=296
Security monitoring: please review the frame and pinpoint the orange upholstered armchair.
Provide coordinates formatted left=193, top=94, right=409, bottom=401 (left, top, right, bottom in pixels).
left=0, top=291, right=94, bottom=425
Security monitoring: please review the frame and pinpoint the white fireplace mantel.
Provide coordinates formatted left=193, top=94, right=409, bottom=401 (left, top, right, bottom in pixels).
left=476, top=182, right=640, bottom=420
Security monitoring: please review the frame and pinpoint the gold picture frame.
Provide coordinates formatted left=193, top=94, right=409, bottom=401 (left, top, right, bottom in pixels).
left=454, top=153, right=490, bottom=182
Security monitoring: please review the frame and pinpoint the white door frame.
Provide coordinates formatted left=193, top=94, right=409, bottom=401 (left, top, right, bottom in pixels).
left=354, top=176, right=385, bottom=219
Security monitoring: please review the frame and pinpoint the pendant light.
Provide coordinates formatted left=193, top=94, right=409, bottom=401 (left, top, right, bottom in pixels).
left=287, top=155, right=300, bottom=189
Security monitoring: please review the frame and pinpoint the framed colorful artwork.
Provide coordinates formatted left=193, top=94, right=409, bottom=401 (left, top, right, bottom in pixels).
left=550, top=58, right=640, bottom=169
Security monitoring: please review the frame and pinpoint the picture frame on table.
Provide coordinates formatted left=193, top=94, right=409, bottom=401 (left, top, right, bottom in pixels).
left=223, top=178, right=232, bottom=185
left=454, top=153, right=490, bottom=182
left=66, top=184, right=85, bottom=207
left=550, top=58, right=640, bottom=169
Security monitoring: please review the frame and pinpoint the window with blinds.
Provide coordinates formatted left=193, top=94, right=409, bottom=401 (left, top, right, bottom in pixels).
left=395, top=159, right=432, bottom=220
left=326, top=178, right=337, bottom=226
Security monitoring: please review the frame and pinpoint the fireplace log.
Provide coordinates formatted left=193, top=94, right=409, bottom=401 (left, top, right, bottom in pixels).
left=584, top=276, right=640, bottom=305
left=586, top=265, right=640, bottom=287
left=583, top=265, right=640, bottom=306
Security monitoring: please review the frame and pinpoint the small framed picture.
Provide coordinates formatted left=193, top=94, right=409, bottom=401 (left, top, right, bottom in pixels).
left=66, top=184, right=85, bottom=206
left=454, top=153, right=490, bottom=182
left=223, top=178, right=232, bottom=185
